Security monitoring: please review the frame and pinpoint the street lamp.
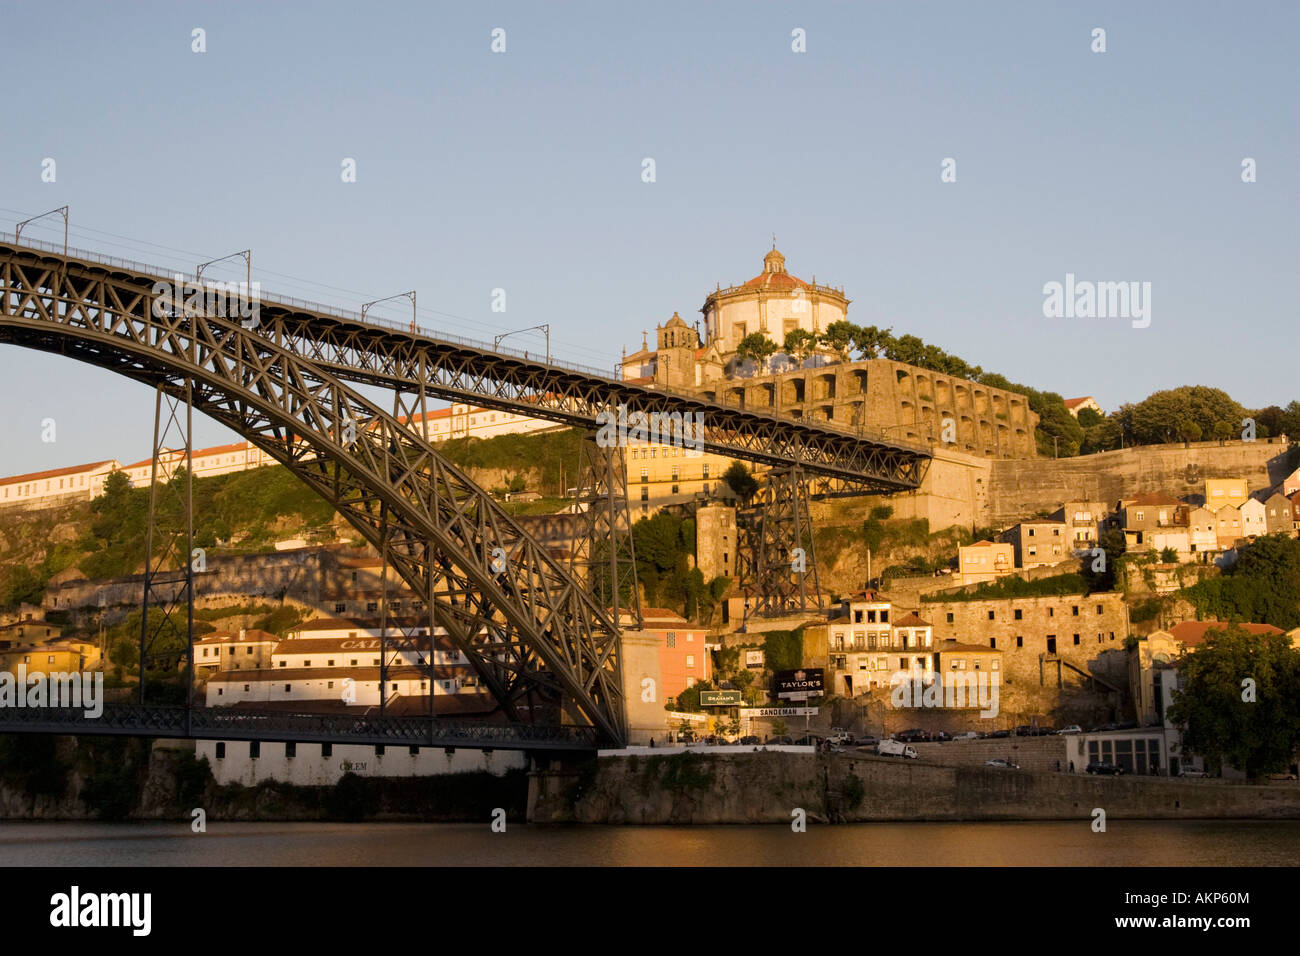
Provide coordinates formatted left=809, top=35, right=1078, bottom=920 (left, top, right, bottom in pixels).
left=361, top=291, right=417, bottom=332
left=494, top=324, right=550, bottom=364
left=15, top=206, right=69, bottom=254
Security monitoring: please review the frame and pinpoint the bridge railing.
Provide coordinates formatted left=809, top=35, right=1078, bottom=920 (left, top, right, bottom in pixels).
left=0, top=230, right=929, bottom=454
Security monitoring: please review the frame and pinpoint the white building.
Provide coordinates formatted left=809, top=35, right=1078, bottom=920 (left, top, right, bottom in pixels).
left=194, top=738, right=526, bottom=786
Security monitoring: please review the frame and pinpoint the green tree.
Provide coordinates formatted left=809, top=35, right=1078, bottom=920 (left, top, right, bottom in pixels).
left=1160, top=546, right=1179, bottom=563
left=782, top=328, right=817, bottom=365
left=818, top=320, right=856, bottom=361
left=1077, top=406, right=1104, bottom=428
left=735, top=332, right=777, bottom=374
left=721, top=462, right=758, bottom=503
left=1177, top=419, right=1202, bottom=446
left=850, top=324, right=893, bottom=360
left=1168, top=625, right=1300, bottom=777
left=1113, top=386, right=1247, bottom=447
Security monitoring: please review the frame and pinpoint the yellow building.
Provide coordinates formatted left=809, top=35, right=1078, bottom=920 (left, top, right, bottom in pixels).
left=0, top=637, right=101, bottom=675
left=1204, top=478, right=1249, bottom=510
left=957, top=540, right=1015, bottom=584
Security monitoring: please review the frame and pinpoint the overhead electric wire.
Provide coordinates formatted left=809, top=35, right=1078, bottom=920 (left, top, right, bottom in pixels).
left=0, top=205, right=623, bottom=367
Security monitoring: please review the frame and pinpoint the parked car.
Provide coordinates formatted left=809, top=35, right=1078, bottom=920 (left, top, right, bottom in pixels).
left=853, top=735, right=879, bottom=748
left=767, top=735, right=793, bottom=745
left=897, top=729, right=930, bottom=743
left=1177, top=769, right=1209, bottom=778
left=826, top=728, right=853, bottom=745
left=1058, top=725, right=1082, bottom=735
left=1086, top=761, right=1124, bottom=775
left=985, top=758, right=1019, bottom=769
left=951, top=731, right=980, bottom=741
left=738, top=735, right=761, bottom=746
left=988, top=729, right=1011, bottom=739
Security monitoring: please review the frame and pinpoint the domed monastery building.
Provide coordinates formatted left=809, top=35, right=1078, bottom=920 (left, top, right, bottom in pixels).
left=620, top=245, right=1037, bottom=462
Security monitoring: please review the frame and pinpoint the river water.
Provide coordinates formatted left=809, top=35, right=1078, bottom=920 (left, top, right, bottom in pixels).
left=2, top=819, right=1298, bottom=866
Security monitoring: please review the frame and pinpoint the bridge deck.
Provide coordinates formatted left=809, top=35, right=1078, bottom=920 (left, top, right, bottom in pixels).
left=0, top=706, right=599, bottom=752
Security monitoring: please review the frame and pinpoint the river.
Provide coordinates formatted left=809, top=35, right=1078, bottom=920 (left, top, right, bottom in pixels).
left=2, top=819, right=1298, bottom=866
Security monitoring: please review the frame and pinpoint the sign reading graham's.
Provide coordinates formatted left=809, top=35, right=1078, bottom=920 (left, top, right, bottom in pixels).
left=773, top=668, right=824, bottom=700
left=700, top=690, right=743, bottom=707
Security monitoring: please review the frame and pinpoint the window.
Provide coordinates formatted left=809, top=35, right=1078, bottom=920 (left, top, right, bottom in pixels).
left=279, top=661, right=286, bottom=667
left=946, top=613, right=954, bottom=623
left=1048, top=608, right=1055, bottom=617
left=284, top=684, right=291, bottom=692
left=1096, top=604, right=1104, bottom=614
left=335, top=603, right=346, bottom=613
left=286, top=741, right=296, bottom=758
left=215, top=742, right=226, bottom=759
left=989, top=638, right=996, bottom=649
left=409, top=746, right=420, bottom=756
left=686, top=676, right=696, bottom=688
left=328, top=659, right=335, bottom=667
left=987, top=611, right=995, bottom=621
left=666, top=633, right=676, bottom=648
left=1016, top=636, right=1023, bottom=648
left=1073, top=634, right=1080, bottom=645
left=1072, top=606, right=1079, bottom=616
left=250, top=741, right=260, bottom=759
left=686, top=655, right=695, bottom=668
left=322, top=744, right=332, bottom=757
left=375, top=745, right=385, bottom=756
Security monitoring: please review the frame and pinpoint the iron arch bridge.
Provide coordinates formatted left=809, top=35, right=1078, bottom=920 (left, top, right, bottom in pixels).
left=0, top=235, right=933, bottom=748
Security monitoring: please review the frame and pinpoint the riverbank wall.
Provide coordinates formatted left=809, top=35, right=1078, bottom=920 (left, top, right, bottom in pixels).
left=527, top=751, right=1300, bottom=824
left=0, top=735, right=527, bottom=823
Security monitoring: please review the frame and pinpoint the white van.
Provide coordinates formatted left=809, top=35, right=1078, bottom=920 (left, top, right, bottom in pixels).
left=877, top=739, right=918, bottom=759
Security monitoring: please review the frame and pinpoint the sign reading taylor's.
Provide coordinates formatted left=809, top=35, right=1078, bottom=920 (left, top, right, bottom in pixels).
left=773, top=668, right=824, bottom=700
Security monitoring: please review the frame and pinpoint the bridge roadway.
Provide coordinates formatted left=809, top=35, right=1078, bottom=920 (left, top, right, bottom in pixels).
left=0, top=233, right=931, bottom=490
left=0, top=705, right=598, bottom=752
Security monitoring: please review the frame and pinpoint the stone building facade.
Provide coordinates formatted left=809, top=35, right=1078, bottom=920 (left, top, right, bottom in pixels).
left=921, top=592, right=1131, bottom=694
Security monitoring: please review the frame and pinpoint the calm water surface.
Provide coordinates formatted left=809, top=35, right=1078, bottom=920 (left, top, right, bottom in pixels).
left=2, top=820, right=1298, bottom=866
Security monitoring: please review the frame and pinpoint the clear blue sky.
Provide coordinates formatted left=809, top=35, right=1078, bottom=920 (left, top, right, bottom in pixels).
left=2, top=0, right=1296, bottom=475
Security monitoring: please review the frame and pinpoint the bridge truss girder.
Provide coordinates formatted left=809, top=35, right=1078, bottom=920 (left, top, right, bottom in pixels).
left=0, top=256, right=627, bottom=745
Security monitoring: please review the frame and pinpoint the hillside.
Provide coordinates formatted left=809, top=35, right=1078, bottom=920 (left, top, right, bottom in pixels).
left=0, top=427, right=587, bottom=608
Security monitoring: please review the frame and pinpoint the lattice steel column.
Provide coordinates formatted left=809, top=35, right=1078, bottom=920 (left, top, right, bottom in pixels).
left=568, top=434, right=641, bottom=630
left=138, top=384, right=196, bottom=705
left=736, top=466, right=823, bottom=616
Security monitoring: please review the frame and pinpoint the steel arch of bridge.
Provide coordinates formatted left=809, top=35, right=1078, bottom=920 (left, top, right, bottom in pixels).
left=0, top=236, right=932, bottom=490
left=0, top=252, right=628, bottom=744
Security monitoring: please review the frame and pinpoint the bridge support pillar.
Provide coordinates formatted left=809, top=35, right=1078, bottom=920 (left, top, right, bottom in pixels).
left=736, top=466, right=823, bottom=616
left=569, top=433, right=641, bottom=629
left=138, top=384, right=197, bottom=709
